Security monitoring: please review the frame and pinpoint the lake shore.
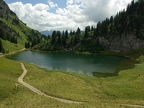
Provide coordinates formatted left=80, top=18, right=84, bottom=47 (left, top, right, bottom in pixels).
left=10, top=50, right=138, bottom=77
left=1, top=48, right=26, bottom=57
left=1, top=57, right=144, bottom=107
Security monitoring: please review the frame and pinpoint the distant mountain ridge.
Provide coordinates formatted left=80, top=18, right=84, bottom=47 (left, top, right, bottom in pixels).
left=40, top=30, right=53, bottom=36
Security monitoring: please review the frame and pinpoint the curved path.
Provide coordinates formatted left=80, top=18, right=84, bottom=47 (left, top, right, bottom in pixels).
left=18, top=63, right=82, bottom=104
left=0, top=48, right=25, bottom=57
left=120, top=104, right=144, bottom=108
left=18, top=63, right=144, bottom=107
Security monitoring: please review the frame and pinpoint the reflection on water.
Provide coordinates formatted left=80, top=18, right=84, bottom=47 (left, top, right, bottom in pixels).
left=11, top=51, right=135, bottom=76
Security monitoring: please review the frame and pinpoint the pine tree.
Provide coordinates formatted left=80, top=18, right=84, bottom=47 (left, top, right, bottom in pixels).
left=0, top=39, right=3, bottom=52
left=91, top=26, right=94, bottom=31
left=87, top=26, right=90, bottom=32
left=76, top=27, right=81, bottom=35
left=51, top=31, right=57, bottom=45
left=74, top=35, right=78, bottom=45
left=57, top=34, right=61, bottom=45
left=84, top=27, right=88, bottom=38
left=70, top=30, right=73, bottom=36
left=62, top=35, right=66, bottom=48
left=65, top=30, right=68, bottom=39
left=25, top=41, right=30, bottom=48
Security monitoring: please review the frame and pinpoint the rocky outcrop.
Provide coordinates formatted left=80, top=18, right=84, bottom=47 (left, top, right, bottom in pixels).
left=0, top=0, right=19, bottom=42
left=0, top=0, right=9, bottom=18
left=99, top=32, right=144, bottom=52
left=0, top=0, right=17, bottom=18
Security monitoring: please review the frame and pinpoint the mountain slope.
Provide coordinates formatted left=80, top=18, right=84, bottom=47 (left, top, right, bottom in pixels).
left=96, top=0, right=144, bottom=52
left=40, top=30, right=53, bottom=36
left=0, top=0, right=43, bottom=53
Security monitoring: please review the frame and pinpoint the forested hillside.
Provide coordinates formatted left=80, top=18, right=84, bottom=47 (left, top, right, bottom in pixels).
left=36, top=0, right=144, bottom=53
left=0, top=0, right=44, bottom=53
left=97, top=0, right=144, bottom=52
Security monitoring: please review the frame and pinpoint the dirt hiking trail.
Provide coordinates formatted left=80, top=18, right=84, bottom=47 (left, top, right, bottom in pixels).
left=18, top=63, right=82, bottom=104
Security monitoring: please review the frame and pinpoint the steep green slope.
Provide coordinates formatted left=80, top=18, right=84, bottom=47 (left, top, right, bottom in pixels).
left=1, top=15, right=27, bottom=45
left=1, top=39, right=23, bottom=53
left=0, top=0, right=44, bottom=53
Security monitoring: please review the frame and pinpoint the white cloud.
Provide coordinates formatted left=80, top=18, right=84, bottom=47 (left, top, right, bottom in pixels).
left=73, top=0, right=133, bottom=22
left=48, top=0, right=58, bottom=8
left=66, top=0, right=74, bottom=5
left=34, top=3, right=50, bottom=11
left=8, top=0, right=133, bottom=31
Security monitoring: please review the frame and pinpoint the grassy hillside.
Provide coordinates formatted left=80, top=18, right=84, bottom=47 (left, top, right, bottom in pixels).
left=0, top=58, right=84, bottom=108
left=1, top=15, right=27, bottom=45
left=0, top=0, right=44, bottom=52
left=0, top=15, right=44, bottom=51
left=0, top=58, right=21, bottom=100
left=0, top=57, right=144, bottom=107
left=1, top=39, right=23, bottom=53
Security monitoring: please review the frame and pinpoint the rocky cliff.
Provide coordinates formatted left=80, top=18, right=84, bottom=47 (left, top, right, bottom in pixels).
left=95, top=0, right=144, bottom=52
left=99, top=31, right=144, bottom=52
left=0, top=0, right=18, bottom=19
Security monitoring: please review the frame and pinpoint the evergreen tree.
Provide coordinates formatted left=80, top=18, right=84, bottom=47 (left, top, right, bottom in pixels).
left=25, top=41, right=30, bottom=48
left=25, top=42, right=28, bottom=48
left=74, top=35, right=78, bottom=45
left=72, top=30, right=75, bottom=35
left=51, top=31, right=57, bottom=45
left=101, top=20, right=108, bottom=34
left=27, top=41, right=30, bottom=48
left=62, top=35, right=66, bottom=48
left=93, top=28, right=97, bottom=37
left=65, top=30, right=68, bottom=39
left=70, top=30, right=73, bottom=36
left=91, top=26, right=94, bottom=31
left=0, top=39, right=3, bottom=52
left=70, top=37, right=74, bottom=46
left=57, top=34, right=61, bottom=45
left=31, top=39, right=36, bottom=47
left=96, top=22, right=101, bottom=35
left=87, top=26, right=90, bottom=32
left=76, top=27, right=81, bottom=35
left=62, top=31, right=65, bottom=37
left=84, top=27, right=88, bottom=38
left=110, top=16, right=114, bottom=23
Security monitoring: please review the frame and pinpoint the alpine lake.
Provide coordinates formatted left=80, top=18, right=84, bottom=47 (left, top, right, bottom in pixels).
left=10, top=50, right=137, bottom=77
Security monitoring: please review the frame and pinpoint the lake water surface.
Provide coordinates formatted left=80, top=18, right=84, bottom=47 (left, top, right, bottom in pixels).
left=11, top=51, right=135, bottom=76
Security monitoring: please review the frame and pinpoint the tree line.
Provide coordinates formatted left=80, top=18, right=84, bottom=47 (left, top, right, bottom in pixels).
left=28, top=0, right=144, bottom=53
left=92, top=0, right=144, bottom=39
left=25, top=29, right=45, bottom=49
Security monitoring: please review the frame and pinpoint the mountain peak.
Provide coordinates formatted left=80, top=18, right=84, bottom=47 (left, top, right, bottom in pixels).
left=0, top=0, right=18, bottom=19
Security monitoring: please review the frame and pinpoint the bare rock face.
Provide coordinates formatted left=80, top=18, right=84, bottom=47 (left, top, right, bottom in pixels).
left=98, top=32, right=144, bottom=52
left=0, top=0, right=19, bottom=39
left=0, top=0, right=9, bottom=18
left=0, top=0, right=17, bottom=18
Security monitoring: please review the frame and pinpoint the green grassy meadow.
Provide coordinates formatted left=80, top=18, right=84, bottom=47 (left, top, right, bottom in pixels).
left=0, top=57, right=144, bottom=107
left=1, top=39, right=24, bottom=53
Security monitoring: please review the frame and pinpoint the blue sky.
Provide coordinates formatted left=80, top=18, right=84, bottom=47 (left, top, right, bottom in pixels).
left=4, top=0, right=134, bottom=31
left=5, top=0, right=67, bottom=10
